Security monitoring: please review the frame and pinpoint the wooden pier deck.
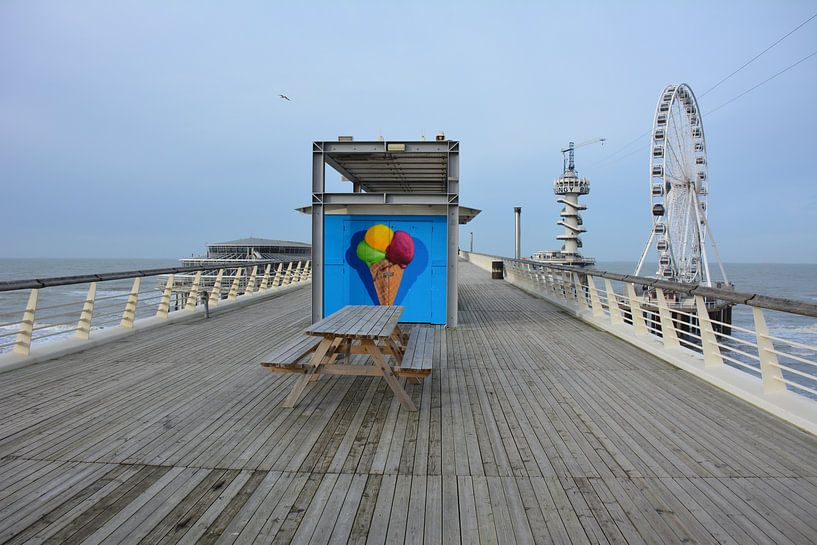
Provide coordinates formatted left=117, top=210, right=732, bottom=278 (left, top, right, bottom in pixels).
left=1, top=261, right=816, bottom=545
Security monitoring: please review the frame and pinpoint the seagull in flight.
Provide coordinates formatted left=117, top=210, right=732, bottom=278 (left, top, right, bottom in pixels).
left=278, top=94, right=291, bottom=101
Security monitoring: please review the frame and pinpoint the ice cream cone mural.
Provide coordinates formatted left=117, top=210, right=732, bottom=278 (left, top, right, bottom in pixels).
left=356, top=224, right=415, bottom=305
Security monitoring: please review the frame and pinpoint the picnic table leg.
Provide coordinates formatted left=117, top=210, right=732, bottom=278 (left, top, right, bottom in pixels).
left=283, top=337, right=334, bottom=408
left=310, top=337, right=344, bottom=382
left=362, top=339, right=417, bottom=412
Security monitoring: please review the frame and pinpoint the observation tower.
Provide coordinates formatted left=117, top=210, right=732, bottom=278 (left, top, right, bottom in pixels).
left=531, top=140, right=600, bottom=266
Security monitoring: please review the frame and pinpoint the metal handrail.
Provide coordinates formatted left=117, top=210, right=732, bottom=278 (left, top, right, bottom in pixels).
left=461, top=251, right=817, bottom=428
left=0, top=258, right=312, bottom=359
left=0, top=259, right=298, bottom=293
left=495, top=254, right=817, bottom=318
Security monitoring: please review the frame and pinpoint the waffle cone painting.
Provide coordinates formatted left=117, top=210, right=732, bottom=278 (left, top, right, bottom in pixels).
left=356, top=224, right=415, bottom=306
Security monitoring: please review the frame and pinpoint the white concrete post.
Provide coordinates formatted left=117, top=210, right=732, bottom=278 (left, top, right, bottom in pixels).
left=305, top=260, right=312, bottom=280
left=292, top=261, right=303, bottom=284
left=209, top=269, right=224, bottom=305
left=586, top=276, right=603, bottom=317
left=246, top=266, right=258, bottom=295
left=228, top=268, right=243, bottom=301
left=156, top=275, right=174, bottom=319
left=76, top=282, right=97, bottom=339
left=655, top=288, right=680, bottom=349
left=694, top=296, right=723, bottom=367
left=272, top=263, right=284, bottom=287
left=13, top=289, right=38, bottom=355
left=120, top=277, right=141, bottom=329
left=625, top=283, right=648, bottom=336
left=604, top=279, right=623, bottom=325
left=283, top=262, right=294, bottom=286
left=259, top=264, right=272, bottom=290
left=562, top=271, right=571, bottom=301
left=753, top=307, right=785, bottom=393
left=573, top=273, right=588, bottom=310
left=547, top=268, right=555, bottom=296
left=185, top=271, right=202, bottom=310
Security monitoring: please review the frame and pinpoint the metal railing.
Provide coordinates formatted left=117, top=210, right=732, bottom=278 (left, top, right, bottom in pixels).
left=0, top=259, right=312, bottom=358
left=462, top=251, right=817, bottom=431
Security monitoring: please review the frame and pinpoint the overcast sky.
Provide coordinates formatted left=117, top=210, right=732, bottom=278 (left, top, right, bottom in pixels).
left=2, top=1, right=815, bottom=262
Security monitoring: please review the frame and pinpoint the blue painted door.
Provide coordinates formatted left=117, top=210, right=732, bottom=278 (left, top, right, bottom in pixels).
left=323, top=214, right=446, bottom=324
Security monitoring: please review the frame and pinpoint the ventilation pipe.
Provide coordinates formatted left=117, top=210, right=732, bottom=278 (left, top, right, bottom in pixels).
left=514, top=207, right=522, bottom=259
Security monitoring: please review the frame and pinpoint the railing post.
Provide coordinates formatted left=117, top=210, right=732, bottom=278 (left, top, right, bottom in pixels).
left=228, top=268, right=243, bottom=301
left=292, top=261, right=303, bottom=284
left=76, top=282, right=97, bottom=339
left=272, top=263, right=284, bottom=287
left=245, top=266, right=258, bottom=295
left=259, top=264, right=272, bottom=290
left=655, top=288, right=680, bottom=349
left=573, top=273, right=588, bottom=310
left=283, top=262, right=294, bottom=286
left=547, top=268, right=557, bottom=297
left=561, top=271, right=571, bottom=301
left=625, top=283, right=647, bottom=336
left=156, top=275, right=174, bottom=319
left=587, top=275, right=603, bottom=317
left=753, top=307, right=785, bottom=394
left=604, top=279, right=623, bottom=325
left=303, top=260, right=312, bottom=281
left=120, top=278, right=141, bottom=329
left=185, top=271, right=202, bottom=310
left=694, top=296, right=723, bottom=367
left=13, top=289, right=38, bottom=355
left=209, top=269, right=224, bottom=305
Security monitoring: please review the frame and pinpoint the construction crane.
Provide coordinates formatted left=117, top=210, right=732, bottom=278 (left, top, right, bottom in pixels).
left=561, top=138, right=606, bottom=172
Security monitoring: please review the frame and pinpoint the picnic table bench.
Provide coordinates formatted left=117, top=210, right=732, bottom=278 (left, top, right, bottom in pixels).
left=260, top=305, right=433, bottom=411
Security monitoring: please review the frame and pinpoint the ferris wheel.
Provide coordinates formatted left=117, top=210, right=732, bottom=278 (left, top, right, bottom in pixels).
left=635, top=83, right=727, bottom=286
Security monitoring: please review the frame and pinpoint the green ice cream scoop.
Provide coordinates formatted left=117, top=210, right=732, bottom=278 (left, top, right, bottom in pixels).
left=356, top=240, right=385, bottom=267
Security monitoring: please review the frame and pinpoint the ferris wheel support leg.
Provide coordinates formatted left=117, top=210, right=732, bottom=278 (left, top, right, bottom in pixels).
left=694, top=191, right=729, bottom=284
left=634, top=231, right=655, bottom=276
left=692, top=192, right=712, bottom=286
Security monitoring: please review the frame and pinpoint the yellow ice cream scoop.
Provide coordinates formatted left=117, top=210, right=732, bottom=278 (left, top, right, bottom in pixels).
left=364, top=224, right=393, bottom=252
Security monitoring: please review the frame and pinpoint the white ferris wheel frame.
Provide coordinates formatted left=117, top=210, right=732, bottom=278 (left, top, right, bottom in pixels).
left=635, top=83, right=727, bottom=286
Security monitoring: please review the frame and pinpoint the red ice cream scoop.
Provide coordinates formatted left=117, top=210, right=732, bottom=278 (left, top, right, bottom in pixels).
left=386, top=230, right=414, bottom=269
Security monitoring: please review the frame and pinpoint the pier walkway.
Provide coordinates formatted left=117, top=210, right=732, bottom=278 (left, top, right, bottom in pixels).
left=1, top=262, right=816, bottom=544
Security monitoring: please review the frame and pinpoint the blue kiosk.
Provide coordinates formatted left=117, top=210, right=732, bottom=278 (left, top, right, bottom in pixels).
left=302, top=137, right=479, bottom=327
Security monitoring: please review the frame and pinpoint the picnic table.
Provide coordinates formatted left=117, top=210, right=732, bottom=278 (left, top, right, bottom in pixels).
left=260, top=305, right=434, bottom=411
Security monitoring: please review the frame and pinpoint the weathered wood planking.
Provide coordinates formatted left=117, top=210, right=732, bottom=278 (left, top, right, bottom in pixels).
left=0, top=262, right=816, bottom=544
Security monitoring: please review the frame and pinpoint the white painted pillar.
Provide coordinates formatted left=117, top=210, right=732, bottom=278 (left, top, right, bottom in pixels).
left=13, top=289, right=38, bottom=355
left=259, top=264, right=272, bottom=290
left=120, top=278, right=141, bottom=329
left=753, top=307, right=785, bottom=393
left=185, top=271, right=202, bottom=310
left=695, top=296, right=723, bottom=367
left=246, top=266, right=258, bottom=295
left=573, top=273, right=588, bottom=310
left=76, top=282, right=97, bottom=339
left=209, top=270, right=224, bottom=305
left=586, top=275, right=603, bottom=317
left=228, top=268, right=243, bottom=301
left=625, top=283, right=647, bottom=336
left=156, top=275, right=174, bottom=319
left=655, top=288, right=680, bottom=349
left=604, top=279, right=623, bottom=325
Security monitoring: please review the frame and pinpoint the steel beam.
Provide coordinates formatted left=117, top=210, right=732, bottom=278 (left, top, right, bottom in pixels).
left=312, top=149, right=325, bottom=323
left=446, top=147, right=460, bottom=328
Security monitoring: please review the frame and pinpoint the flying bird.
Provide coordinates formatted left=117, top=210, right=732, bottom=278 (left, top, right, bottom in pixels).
left=278, top=94, right=291, bottom=101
